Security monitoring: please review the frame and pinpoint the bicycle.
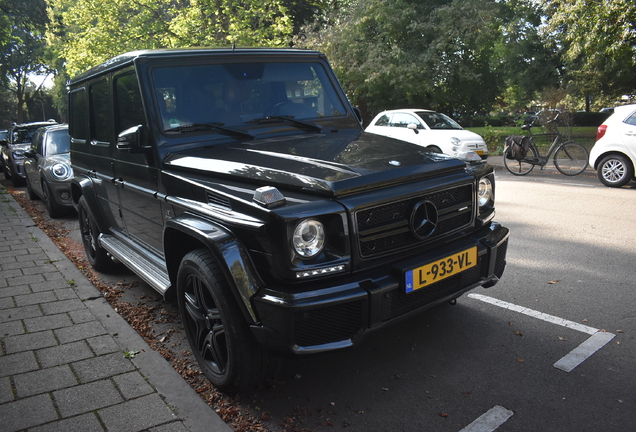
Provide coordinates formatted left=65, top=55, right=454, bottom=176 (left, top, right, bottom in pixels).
left=503, top=116, right=590, bottom=176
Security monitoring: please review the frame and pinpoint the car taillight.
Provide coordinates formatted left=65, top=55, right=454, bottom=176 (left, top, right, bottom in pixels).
left=596, top=124, right=607, bottom=141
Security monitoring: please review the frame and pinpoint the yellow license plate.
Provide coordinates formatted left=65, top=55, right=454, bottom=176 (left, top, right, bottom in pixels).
left=405, top=247, right=478, bottom=293
left=475, top=150, right=484, bottom=155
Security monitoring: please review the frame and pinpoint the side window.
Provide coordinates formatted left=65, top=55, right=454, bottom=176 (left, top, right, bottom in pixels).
left=69, top=88, right=88, bottom=141
left=115, top=72, right=146, bottom=134
left=374, top=114, right=391, bottom=127
left=34, top=131, right=44, bottom=153
left=624, top=112, right=636, bottom=126
left=90, top=80, right=112, bottom=143
left=390, top=113, right=418, bottom=128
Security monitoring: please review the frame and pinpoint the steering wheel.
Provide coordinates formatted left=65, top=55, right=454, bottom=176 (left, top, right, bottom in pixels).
left=267, top=101, right=295, bottom=116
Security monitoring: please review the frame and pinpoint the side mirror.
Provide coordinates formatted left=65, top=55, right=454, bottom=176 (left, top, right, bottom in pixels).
left=24, top=148, right=37, bottom=159
left=117, top=125, right=145, bottom=153
left=407, top=123, right=420, bottom=134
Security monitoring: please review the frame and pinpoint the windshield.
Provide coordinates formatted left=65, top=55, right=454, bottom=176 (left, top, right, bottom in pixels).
left=47, top=129, right=71, bottom=155
left=152, top=62, right=347, bottom=132
left=11, top=126, right=40, bottom=144
left=415, top=111, right=463, bottom=130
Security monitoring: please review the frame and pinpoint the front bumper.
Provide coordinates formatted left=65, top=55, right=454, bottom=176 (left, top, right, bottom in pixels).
left=251, top=222, right=509, bottom=355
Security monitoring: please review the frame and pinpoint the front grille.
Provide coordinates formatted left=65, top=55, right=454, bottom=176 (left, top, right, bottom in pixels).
left=381, top=264, right=483, bottom=321
left=356, top=184, right=474, bottom=257
left=294, top=301, right=364, bottom=347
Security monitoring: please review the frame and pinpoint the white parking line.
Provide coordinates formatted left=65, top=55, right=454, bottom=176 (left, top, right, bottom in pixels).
left=459, top=405, right=514, bottom=432
left=467, top=294, right=615, bottom=372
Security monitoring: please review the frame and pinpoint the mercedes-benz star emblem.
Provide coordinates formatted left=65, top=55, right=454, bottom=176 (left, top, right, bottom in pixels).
left=410, top=200, right=438, bottom=239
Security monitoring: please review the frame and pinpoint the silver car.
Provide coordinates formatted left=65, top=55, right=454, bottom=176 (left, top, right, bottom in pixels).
left=24, top=124, right=74, bottom=218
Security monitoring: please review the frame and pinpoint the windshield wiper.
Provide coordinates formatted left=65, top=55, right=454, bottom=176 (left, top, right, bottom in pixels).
left=165, top=123, right=254, bottom=140
left=246, top=116, right=323, bottom=132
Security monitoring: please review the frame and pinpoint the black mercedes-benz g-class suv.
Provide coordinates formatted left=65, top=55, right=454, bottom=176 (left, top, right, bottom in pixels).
left=68, top=48, right=509, bottom=392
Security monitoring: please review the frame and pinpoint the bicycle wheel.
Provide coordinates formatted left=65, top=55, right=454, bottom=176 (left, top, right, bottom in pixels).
left=503, top=144, right=538, bottom=176
left=553, top=142, right=589, bottom=176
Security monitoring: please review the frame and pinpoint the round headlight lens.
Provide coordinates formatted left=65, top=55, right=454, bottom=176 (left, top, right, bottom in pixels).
left=478, top=178, right=493, bottom=207
left=292, top=219, right=325, bottom=259
left=50, top=163, right=73, bottom=181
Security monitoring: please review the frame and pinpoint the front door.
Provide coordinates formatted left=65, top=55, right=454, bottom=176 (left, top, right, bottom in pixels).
left=112, top=70, right=165, bottom=254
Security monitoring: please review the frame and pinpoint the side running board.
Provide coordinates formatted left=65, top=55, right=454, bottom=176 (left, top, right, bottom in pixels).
left=99, top=234, right=171, bottom=295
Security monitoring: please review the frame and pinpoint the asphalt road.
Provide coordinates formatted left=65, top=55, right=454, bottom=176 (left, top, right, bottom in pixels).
left=24, top=165, right=636, bottom=431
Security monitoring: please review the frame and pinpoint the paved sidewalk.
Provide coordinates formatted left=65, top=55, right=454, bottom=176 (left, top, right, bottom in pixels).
left=0, top=187, right=232, bottom=432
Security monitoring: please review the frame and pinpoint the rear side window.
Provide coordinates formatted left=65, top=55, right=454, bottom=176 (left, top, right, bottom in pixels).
left=69, top=88, right=88, bottom=140
left=374, top=114, right=391, bottom=127
left=624, top=111, right=636, bottom=126
left=90, top=80, right=112, bottom=143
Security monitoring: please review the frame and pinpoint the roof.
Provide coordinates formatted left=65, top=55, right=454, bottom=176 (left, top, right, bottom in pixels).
left=69, top=47, right=325, bottom=85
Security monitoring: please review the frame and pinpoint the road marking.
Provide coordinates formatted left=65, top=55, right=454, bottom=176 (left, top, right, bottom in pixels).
left=467, top=294, right=615, bottom=372
left=553, top=331, right=615, bottom=372
left=459, top=405, right=514, bottom=432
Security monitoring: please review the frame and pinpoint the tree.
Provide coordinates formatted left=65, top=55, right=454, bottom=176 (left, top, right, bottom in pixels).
left=0, top=0, right=51, bottom=123
left=544, top=0, right=636, bottom=106
left=49, top=0, right=294, bottom=77
left=297, top=0, right=504, bottom=122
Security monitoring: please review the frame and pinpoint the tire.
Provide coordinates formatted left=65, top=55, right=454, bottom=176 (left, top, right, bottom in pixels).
left=426, top=146, right=442, bottom=154
left=3, top=160, right=11, bottom=180
left=503, top=144, right=538, bottom=176
left=78, top=196, right=118, bottom=272
left=596, top=154, right=634, bottom=187
left=43, top=180, right=64, bottom=218
left=553, top=142, right=589, bottom=176
left=26, top=176, right=39, bottom=200
left=177, top=249, right=281, bottom=393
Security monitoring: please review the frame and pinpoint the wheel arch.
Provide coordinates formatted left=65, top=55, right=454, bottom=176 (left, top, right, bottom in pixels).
left=164, top=215, right=263, bottom=324
left=71, top=175, right=112, bottom=234
left=594, top=150, right=635, bottom=175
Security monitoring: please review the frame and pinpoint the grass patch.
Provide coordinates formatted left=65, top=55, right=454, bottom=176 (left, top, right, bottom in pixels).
left=467, top=126, right=598, bottom=155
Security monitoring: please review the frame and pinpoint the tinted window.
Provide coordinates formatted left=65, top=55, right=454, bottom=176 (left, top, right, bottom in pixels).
left=90, top=80, right=111, bottom=143
left=70, top=88, right=88, bottom=140
left=11, top=125, right=41, bottom=144
left=389, top=113, right=418, bottom=128
left=46, top=129, right=71, bottom=155
left=115, top=72, right=145, bottom=133
left=374, top=114, right=391, bottom=126
left=152, top=62, right=347, bottom=129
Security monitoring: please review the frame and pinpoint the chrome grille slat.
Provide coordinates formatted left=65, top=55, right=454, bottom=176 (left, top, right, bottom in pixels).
left=356, top=184, right=474, bottom=257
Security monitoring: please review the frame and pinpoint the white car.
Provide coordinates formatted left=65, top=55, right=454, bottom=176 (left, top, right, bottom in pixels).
left=589, top=104, right=636, bottom=187
left=365, top=109, right=488, bottom=159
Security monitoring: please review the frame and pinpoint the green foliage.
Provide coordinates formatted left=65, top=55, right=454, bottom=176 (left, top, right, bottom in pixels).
left=544, top=0, right=636, bottom=100
left=48, top=0, right=294, bottom=77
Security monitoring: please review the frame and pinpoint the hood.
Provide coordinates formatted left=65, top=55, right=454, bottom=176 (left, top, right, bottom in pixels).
left=424, top=129, right=485, bottom=143
left=164, top=132, right=467, bottom=197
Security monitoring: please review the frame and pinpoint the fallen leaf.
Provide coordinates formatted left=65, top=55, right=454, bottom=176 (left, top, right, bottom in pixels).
left=516, top=358, right=525, bottom=362
left=515, top=331, right=523, bottom=337
left=548, top=280, right=561, bottom=284
left=381, top=388, right=389, bottom=391
left=583, top=319, right=589, bottom=322
left=617, top=330, right=624, bottom=333
left=439, top=412, right=449, bottom=418
left=558, top=337, right=567, bottom=341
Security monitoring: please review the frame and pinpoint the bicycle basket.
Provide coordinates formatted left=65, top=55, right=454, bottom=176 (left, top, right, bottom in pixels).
left=505, top=135, right=530, bottom=161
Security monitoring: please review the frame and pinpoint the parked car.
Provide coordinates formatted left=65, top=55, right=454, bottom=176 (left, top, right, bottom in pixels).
left=23, top=124, right=74, bottom=217
left=2, top=120, right=57, bottom=186
left=0, top=130, right=7, bottom=144
left=365, top=109, right=489, bottom=160
left=68, top=48, right=509, bottom=392
left=589, top=104, right=636, bottom=187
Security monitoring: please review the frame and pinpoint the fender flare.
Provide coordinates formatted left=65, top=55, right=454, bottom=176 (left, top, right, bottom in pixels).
left=71, top=175, right=113, bottom=235
left=164, top=214, right=264, bottom=323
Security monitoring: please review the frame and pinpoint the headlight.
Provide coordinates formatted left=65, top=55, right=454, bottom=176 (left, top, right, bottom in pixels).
left=478, top=178, right=493, bottom=207
left=450, top=137, right=461, bottom=146
left=50, top=163, right=73, bottom=181
left=12, top=150, right=25, bottom=159
left=293, top=219, right=325, bottom=259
